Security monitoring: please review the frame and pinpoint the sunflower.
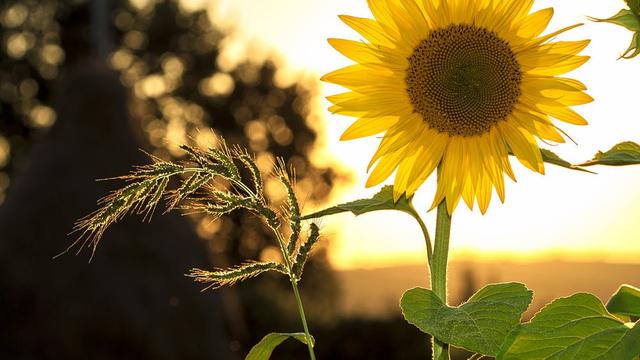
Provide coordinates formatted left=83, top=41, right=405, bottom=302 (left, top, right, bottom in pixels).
left=322, top=0, right=592, bottom=214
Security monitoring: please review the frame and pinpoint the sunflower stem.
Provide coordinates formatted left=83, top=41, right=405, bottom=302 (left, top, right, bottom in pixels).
left=431, top=199, right=452, bottom=360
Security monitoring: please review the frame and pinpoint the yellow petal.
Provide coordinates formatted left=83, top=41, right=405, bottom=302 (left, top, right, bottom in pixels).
left=526, top=55, right=590, bottom=76
left=368, top=114, right=424, bottom=168
left=535, top=122, right=566, bottom=143
left=516, top=8, right=553, bottom=39
left=341, top=116, right=399, bottom=140
left=499, top=121, right=544, bottom=174
left=339, top=15, right=395, bottom=47
left=393, top=147, right=422, bottom=200
left=556, top=77, right=588, bottom=91
left=367, top=144, right=416, bottom=187
left=321, top=64, right=397, bottom=90
left=477, top=171, right=493, bottom=214
left=405, top=133, right=448, bottom=196
left=367, top=0, right=399, bottom=32
left=537, top=103, right=588, bottom=125
left=434, top=139, right=466, bottom=213
left=327, top=38, right=383, bottom=65
left=419, top=0, right=444, bottom=28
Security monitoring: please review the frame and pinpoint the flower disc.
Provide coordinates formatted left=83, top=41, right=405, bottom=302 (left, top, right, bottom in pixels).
left=406, top=24, right=521, bottom=137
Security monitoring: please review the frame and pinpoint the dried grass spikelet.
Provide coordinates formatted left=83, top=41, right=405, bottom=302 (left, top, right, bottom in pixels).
left=293, top=223, right=320, bottom=279
left=187, top=261, right=288, bottom=290
left=274, top=158, right=302, bottom=256
left=68, top=137, right=323, bottom=292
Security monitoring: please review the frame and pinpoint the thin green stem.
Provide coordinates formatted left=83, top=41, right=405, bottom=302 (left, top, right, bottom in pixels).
left=272, top=228, right=316, bottom=360
left=431, top=199, right=452, bottom=360
left=406, top=204, right=433, bottom=267
left=272, top=229, right=293, bottom=269
left=291, top=278, right=317, bottom=360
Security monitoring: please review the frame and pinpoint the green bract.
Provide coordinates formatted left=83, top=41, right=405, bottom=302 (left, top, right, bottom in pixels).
left=592, top=0, right=640, bottom=58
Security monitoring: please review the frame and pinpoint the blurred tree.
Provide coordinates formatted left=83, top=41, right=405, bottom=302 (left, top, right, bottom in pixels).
left=0, top=0, right=344, bottom=358
left=0, top=1, right=235, bottom=358
left=0, top=0, right=65, bottom=201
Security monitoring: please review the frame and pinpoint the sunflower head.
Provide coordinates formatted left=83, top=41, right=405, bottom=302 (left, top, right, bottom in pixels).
left=406, top=24, right=522, bottom=137
left=323, top=0, right=592, bottom=214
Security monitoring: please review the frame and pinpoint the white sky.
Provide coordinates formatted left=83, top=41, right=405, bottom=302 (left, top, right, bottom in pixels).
left=203, top=0, right=640, bottom=269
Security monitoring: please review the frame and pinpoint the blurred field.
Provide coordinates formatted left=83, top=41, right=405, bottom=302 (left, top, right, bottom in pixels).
left=336, top=261, right=640, bottom=319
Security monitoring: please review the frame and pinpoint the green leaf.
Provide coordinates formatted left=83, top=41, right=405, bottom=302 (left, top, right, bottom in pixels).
left=592, top=9, right=640, bottom=32
left=608, top=285, right=640, bottom=318
left=401, top=283, right=533, bottom=356
left=301, top=185, right=412, bottom=220
left=540, top=148, right=595, bottom=173
left=245, top=332, right=314, bottom=360
left=591, top=3, right=640, bottom=59
left=497, top=293, right=640, bottom=359
left=579, top=142, right=640, bottom=166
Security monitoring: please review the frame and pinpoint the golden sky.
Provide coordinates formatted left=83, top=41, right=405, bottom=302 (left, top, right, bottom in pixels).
left=200, top=0, right=640, bottom=269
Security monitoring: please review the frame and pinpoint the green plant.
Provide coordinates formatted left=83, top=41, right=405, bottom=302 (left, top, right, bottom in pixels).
left=68, top=141, right=319, bottom=359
